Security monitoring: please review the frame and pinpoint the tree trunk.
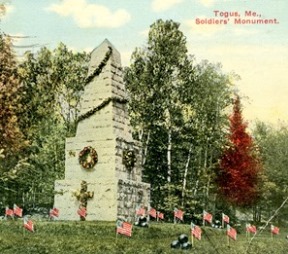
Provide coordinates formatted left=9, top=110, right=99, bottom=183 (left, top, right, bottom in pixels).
left=167, top=127, right=172, bottom=183
left=142, top=130, right=150, bottom=166
left=182, top=144, right=192, bottom=205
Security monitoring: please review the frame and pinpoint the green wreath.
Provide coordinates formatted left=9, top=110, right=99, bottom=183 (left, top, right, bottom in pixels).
left=79, top=146, right=98, bottom=169
left=122, top=149, right=136, bottom=170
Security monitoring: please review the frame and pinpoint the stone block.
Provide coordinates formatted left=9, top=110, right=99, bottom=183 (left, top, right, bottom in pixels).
left=54, top=39, right=150, bottom=221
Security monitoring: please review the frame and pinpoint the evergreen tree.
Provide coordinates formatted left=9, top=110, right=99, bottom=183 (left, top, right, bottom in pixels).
left=217, top=95, right=261, bottom=207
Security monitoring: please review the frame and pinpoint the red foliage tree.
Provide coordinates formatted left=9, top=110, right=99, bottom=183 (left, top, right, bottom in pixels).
left=0, top=35, right=26, bottom=157
left=217, top=95, right=261, bottom=207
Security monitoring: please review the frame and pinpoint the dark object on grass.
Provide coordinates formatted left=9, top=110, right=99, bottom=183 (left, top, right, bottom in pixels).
left=135, top=216, right=149, bottom=227
left=181, top=242, right=192, bottom=250
left=178, top=234, right=188, bottom=244
left=170, top=240, right=181, bottom=249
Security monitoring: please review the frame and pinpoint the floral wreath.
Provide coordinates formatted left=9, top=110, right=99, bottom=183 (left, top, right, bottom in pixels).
left=122, top=149, right=136, bottom=171
left=79, top=146, right=98, bottom=169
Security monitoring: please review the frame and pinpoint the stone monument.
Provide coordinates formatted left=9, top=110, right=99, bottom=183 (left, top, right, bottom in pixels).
left=53, top=39, right=150, bottom=221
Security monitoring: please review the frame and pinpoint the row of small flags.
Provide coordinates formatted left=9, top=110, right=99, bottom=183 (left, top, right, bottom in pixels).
left=4, top=205, right=61, bottom=233
left=5, top=205, right=35, bottom=232
left=3, top=206, right=282, bottom=239
left=136, top=207, right=165, bottom=220
left=5, top=205, right=60, bottom=220
left=137, top=207, right=184, bottom=221
left=191, top=222, right=280, bottom=243
left=115, top=218, right=281, bottom=240
left=5, top=204, right=23, bottom=218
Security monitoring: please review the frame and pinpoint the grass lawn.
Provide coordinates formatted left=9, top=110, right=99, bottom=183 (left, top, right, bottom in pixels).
left=0, top=220, right=287, bottom=253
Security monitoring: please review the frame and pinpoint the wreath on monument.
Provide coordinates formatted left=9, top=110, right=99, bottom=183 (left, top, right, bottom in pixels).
left=122, top=149, right=136, bottom=171
left=79, top=146, right=98, bottom=169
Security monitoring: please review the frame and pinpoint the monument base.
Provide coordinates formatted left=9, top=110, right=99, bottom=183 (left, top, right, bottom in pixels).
left=117, top=179, right=150, bottom=222
left=54, top=178, right=117, bottom=221
left=54, top=178, right=150, bottom=221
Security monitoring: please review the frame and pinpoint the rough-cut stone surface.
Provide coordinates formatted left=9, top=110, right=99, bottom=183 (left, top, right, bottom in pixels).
left=54, top=179, right=117, bottom=221
left=54, top=39, right=150, bottom=221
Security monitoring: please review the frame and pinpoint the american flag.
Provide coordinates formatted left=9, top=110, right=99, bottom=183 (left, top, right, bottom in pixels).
left=136, top=207, right=146, bottom=216
left=203, top=210, right=212, bottom=224
left=77, top=207, right=87, bottom=218
left=23, top=217, right=34, bottom=232
left=5, top=207, right=14, bottom=217
left=149, top=208, right=157, bottom=218
left=174, top=208, right=184, bottom=221
left=13, top=204, right=23, bottom=217
left=227, top=225, right=237, bottom=240
left=191, top=222, right=202, bottom=240
left=116, top=220, right=132, bottom=237
left=271, top=225, right=279, bottom=235
left=222, top=213, right=229, bottom=224
left=49, top=207, right=59, bottom=218
left=246, top=223, right=257, bottom=233
left=157, top=211, right=164, bottom=220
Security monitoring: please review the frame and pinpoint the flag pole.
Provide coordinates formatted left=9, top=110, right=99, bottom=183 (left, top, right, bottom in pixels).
left=246, top=230, right=250, bottom=241
left=115, top=219, right=119, bottom=243
left=191, top=231, right=194, bottom=247
left=202, top=210, right=205, bottom=226
left=115, top=225, right=118, bottom=243
left=22, top=217, right=26, bottom=237
left=227, top=233, right=230, bottom=246
left=222, top=214, right=224, bottom=229
left=226, top=225, right=230, bottom=246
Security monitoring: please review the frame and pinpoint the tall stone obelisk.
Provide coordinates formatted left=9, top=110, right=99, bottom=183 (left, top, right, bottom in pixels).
left=54, top=39, right=150, bottom=221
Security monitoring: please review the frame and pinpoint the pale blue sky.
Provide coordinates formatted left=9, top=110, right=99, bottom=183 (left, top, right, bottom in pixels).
left=1, top=0, right=288, bottom=126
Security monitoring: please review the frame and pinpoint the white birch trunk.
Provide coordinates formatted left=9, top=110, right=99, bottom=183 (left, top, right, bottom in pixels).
left=167, top=128, right=172, bottom=183
left=182, top=144, right=193, bottom=203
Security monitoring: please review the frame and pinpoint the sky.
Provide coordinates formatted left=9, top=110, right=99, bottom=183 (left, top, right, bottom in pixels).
left=1, top=0, right=288, bottom=127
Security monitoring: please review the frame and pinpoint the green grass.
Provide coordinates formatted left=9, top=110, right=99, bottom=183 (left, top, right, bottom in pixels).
left=0, top=220, right=287, bottom=253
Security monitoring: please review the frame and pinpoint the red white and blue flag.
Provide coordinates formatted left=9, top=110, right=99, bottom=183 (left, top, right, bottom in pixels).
left=271, top=225, right=279, bottom=235
left=23, top=217, right=34, bottom=232
left=116, top=220, right=132, bottom=237
left=203, top=210, right=213, bottom=224
left=227, top=225, right=237, bottom=240
left=49, top=207, right=60, bottom=218
left=157, top=211, right=164, bottom=220
left=136, top=207, right=146, bottom=216
left=246, top=223, right=257, bottom=234
left=13, top=204, right=23, bottom=217
left=149, top=208, right=157, bottom=218
left=222, top=213, right=229, bottom=224
left=77, top=207, right=87, bottom=218
left=174, top=208, right=184, bottom=221
left=5, top=207, right=14, bottom=217
left=191, top=222, right=202, bottom=240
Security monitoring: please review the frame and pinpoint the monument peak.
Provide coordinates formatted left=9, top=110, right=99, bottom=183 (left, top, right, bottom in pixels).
left=54, top=39, right=150, bottom=221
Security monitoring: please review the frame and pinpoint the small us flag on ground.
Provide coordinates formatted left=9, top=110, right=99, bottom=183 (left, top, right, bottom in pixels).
left=13, top=204, right=23, bottom=217
left=174, top=208, right=184, bottom=221
left=191, top=222, right=202, bottom=240
left=49, top=207, right=59, bottom=218
left=23, top=216, right=34, bottom=232
left=116, top=220, right=132, bottom=237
